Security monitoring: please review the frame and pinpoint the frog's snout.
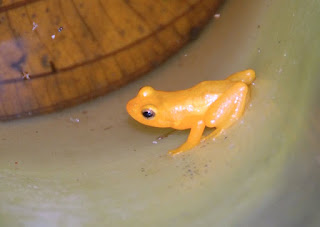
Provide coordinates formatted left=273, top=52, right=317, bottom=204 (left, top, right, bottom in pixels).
left=126, top=99, right=138, bottom=117
left=126, top=100, right=133, bottom=115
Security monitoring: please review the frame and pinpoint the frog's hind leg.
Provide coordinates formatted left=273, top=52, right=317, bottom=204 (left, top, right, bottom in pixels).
left=203, top=82, right=249, bottom=141
left=201, top=127, right=223, bottom=142
left=226, top=69, right=255, bottom=85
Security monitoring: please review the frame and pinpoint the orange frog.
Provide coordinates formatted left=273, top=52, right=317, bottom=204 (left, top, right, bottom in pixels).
left=127, top=69, right=255, bottom=155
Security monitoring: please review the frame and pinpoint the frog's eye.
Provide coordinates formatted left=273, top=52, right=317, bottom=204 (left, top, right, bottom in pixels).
left=138, top=86, right=154, bottom=97
left=142, top=109, right=155, bottom=119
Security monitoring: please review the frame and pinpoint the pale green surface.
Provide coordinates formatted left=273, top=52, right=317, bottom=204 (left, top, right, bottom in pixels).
left=1, top=0, right=320, bottom=226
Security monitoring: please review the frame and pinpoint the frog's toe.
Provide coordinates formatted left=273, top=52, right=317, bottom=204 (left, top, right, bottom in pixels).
left=202, top=128, right=223, bottom=141
left=168, top=148, right=183, bottom=156
left=168, top=143, right=196, bottom=156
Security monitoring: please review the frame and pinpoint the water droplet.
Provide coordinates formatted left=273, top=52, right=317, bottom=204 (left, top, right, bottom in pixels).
left=32, top=22, right=38, bottom=31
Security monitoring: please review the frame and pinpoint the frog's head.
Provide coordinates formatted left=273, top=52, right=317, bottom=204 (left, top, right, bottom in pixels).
left=126, top=86, right=172, bottom=128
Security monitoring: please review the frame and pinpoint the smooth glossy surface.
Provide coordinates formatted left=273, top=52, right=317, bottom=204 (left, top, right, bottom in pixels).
left=127, top=69, right=255, bottom=155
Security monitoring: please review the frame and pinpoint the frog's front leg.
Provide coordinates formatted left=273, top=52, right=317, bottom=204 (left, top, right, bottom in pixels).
left=169, top=120, right=205, bottom=156
left=204, top=82, right=249, bottom=141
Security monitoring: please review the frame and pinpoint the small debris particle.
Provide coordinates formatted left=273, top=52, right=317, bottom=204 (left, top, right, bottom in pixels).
left=70, top=117, right=80, bottom=123
left=15, top=161, right=18, bottom=165
left=257, top=48, right=261, bottom=53
left=49, top=61, right=57, bottom=73
left=51, top=34, right=56, bottom=39
left=214, top=13, right=221, bottom=19
left=104, top=126, right=112, bottom=131
left=58, top=26, right=63, bottom=32
left=152, top=140, right=158, bottom=144
left=21, top=71, right=30, bottom=80
left=32, top=22, right=38, bottom=31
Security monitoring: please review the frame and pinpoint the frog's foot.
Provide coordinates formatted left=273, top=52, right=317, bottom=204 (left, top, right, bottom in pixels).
left=169, top=121, right=205, bottom=156
left=168, top=143, right=197, bottom=156
left=201, top=128, right=223, bottom=142
left=168, top=148, right=184, bottom=156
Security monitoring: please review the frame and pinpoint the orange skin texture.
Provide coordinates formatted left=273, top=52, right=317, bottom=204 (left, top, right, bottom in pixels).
left=127, top=69, right=256, bottom=155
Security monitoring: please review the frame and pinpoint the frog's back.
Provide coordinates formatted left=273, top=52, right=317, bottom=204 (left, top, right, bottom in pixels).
left=194, top=69, right=255, bottom=95
left=192, top=80, right=234, bottom=96
left=152, top=69, right=255, bottom=108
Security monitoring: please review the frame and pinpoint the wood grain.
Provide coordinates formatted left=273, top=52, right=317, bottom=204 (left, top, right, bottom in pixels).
left=0, top=0, right=224, bottom=120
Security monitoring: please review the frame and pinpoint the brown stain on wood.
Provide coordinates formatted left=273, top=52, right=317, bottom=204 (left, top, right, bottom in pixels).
left=0, top=0, right=225, bottom=120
